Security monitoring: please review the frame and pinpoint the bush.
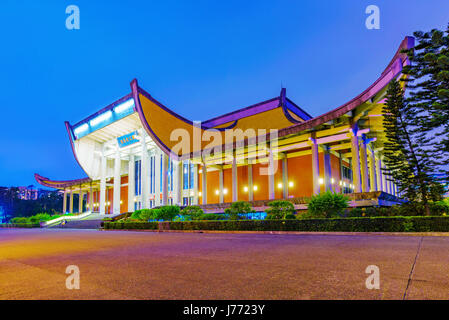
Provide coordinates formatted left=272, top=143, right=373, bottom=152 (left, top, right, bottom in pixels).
left=104, top=221, right=158, bottom=230
left=180, top=206, right=204, bottom=220
left=265, top=200, right=296, bottom=219
left=139, top=209, right=157, bottom=221
left=130, top=210, right=143, bottom=220
left=11, top=217, right=30, bottom=223
left=307, top=192, right=349, bottom=218
left=199, top=213, right=227, bottom=220
left=155, top=205, right=180, bottom=221
left=29, top=213, right=52, bottom=223
left=224, top=201, right=255, bottom=220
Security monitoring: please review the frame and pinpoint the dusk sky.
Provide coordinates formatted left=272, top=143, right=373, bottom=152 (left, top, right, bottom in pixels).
left=0, top=0, right=448, bottom=187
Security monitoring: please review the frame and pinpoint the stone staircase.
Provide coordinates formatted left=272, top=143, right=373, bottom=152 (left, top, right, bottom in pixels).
left=50, top=219, right=103, bottom=229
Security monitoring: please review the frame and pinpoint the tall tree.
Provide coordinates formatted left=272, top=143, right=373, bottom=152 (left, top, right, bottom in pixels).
left=401, top=24, right=449, bottom=186
left=382, top=79, right=442, bottom=215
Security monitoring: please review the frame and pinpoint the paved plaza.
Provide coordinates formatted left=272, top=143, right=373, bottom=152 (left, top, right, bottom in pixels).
left=1, top=229, right=448, bottom=299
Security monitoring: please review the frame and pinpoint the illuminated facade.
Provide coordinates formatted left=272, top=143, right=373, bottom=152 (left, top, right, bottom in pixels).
left=35, top=37, right=414, bottom=214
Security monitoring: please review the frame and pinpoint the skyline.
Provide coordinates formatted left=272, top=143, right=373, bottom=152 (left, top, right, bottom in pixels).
left=1, top=1, right=448, bottom=187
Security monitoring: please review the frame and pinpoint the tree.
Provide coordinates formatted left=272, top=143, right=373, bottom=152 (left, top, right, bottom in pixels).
left=265, top=200, right=296, bottom=219
left=401, top=25, right=449, bottom=186
left=224, top=201, right=255, bottom=220
left=306, top=192, right=349, bottom=218
left=382, top=79, right=443, bottom=215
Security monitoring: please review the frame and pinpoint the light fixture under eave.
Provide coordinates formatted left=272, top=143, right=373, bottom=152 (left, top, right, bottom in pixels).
left=90, top=110, right=112, bottom=127
left=113, top=99, right=135, bottom=113
left=73, top=123, right=88, bottom=136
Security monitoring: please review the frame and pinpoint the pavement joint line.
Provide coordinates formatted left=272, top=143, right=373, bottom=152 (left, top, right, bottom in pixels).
left=402, top=236, right=424, bottom=300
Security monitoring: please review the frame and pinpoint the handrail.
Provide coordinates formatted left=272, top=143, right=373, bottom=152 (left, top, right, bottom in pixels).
left=42, top=212, right=94, bottom=227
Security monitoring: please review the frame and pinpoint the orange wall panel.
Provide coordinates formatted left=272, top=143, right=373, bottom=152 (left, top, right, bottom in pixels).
left=287, top=154, right=313, bottom=197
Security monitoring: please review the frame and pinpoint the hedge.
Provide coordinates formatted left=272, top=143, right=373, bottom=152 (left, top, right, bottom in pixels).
left=0, top=223, right=41, bottom=228
left=104, top=221, right=158, bottom=230
left=104, top=217, right=449, bottom=232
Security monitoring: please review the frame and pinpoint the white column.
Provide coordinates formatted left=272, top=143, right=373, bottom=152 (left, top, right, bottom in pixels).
left=161, top=154, right=168, bottom=205
left=382, top=164, right=388, bottom=193
left=282, top=157, right=288, bottom=198
left=175, top=161, right=182, bottom=206
left=141, top=132, right=149, bottom=208
left=202, top=163, right=207, bottom=205
left=248, top=161, right=254, bottom=201
left=350, top=129, right=362, bottom=193
left=369, top=149, right=377, bottom=192
left=128, top=154, right=135, bottom=212
left=89, top=184, right=93, bottom=212
left=63, top=188, right=67, bottom=214
left=219, top=167, right=224, bottom=203
left=360, top=138, right=369, bottom=193
left=154, top=150, right=161, bottom=206
left=113, top=147, right=121, bottom=214
left=193, top=163, right=199, bottom=205
left=232, top=156, right=238, bottom=202
left=376, top=157, right=383, bottom=192
left=311, top=138, right=320, bottom=195
left=99, top=152, right=106, bottom=215
left=323, top=147, right=333, bottom=192
left=69, top=190, right=74, bottom=214
left=78, top=187, right=84, bottom=214
left=268, top=148, right=275, bottom=200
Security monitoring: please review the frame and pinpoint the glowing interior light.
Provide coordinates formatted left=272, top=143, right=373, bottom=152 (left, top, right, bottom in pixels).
left=120, top=200, right=123, bottom=204
left=318, top=178, right=324, bottom=185
left=215, top=190, right=219, bottom=195
left=331, top=178, right=335, bottom=184
left=74, top=123, right=89, bottom=136
left=223, top=188, right=228, bottom=195
left=190, top=191, right=194, bottom=197
left=107, top=201, right=110, bottom=206
left=253, top=185, right=258, bottom=191
left=199, top=192, right=202, bottom=197
left=289, top=181, right=294, bottom=187
left=277, top=183, right=283, bottom=189
left=243, top=186, right=248, bottom=192
left=343, top=182, right=347, bottom=187
left=114, top=99, right=134, bottom=113
left=339, top=181, right=343, bottom=186
left=90, top=110, right=112, bottom=127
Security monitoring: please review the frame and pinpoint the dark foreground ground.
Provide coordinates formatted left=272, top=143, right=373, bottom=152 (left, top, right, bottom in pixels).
left=0, top=229, right=448, bottom=299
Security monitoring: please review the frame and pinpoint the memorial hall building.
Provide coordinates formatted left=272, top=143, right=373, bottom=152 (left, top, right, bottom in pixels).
left=35, top=37, right=414, bottom=215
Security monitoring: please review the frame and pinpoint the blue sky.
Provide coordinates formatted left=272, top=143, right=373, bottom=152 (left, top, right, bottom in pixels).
left=0, top=0, right=448, bottom=187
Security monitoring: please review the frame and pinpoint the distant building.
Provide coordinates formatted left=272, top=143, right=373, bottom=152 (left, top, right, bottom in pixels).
left=18, top=186, right=39, bottom=200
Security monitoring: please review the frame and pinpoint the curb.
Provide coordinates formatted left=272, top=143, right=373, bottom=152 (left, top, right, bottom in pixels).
left=101, top=229, right=449, bottom=237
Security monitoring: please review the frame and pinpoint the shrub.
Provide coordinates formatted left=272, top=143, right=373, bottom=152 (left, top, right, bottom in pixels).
left=139, top=209, right=157, bottom=221
left=29, top=213, right=52, bottom=223
left=265, top=200, right=296, bottom=219
left=199, top=213, right=227, bottom=220
left=307, top=192, right=349, bottom=218
left=224, top=201, right=255, bottom=220
left=155, top=205, right=180, bottom=221
left=11, top=217, right=29, bottom=223
left=180, top=206, right=204, bottom=220
left=130, top=209, right=143, bottom=220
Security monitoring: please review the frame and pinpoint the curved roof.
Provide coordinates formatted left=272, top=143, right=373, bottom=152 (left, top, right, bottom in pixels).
left=34, top=174, right=91, bottom=189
